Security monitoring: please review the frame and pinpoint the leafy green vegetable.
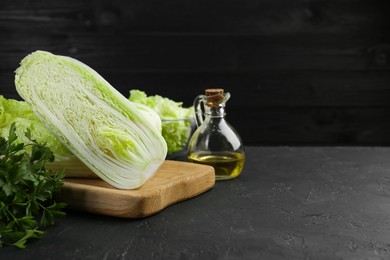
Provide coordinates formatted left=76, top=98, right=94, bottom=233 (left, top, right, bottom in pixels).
left=0, top=123, right=66, bottom=248
left=0, top=95, right=72, bottom=160
left=0, top=95, right=98, bottom=177
left=15, top=50, right=167, bottom=189
left=129, top=90, right=194, bottom=155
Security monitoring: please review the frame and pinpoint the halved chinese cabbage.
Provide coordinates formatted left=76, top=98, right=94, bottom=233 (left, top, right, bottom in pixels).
left=14, top=50, right=167, bottom=189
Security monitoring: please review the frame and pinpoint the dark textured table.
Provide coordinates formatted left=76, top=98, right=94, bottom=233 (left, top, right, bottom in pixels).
left=2, top=146, right=390, bottom=260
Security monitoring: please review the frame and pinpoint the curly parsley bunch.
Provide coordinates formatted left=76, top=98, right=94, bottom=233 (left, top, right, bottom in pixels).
left=0, top=123, right=66, bottom=248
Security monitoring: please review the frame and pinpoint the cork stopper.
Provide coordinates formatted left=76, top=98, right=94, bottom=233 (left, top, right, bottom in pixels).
left=205, top=88, right=224, bottom=106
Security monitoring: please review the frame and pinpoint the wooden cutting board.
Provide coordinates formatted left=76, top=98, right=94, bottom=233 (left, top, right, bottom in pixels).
left=60, top=160, right=215, bottom=218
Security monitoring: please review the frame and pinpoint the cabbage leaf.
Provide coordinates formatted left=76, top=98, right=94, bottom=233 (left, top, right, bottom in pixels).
left=0, top=95, right=72, bottom=160
left=128, top=90, right=194, bottom=155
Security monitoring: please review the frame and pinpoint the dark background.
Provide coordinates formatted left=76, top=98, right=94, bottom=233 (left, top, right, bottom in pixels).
left=1, top=0, right=389, bottom=146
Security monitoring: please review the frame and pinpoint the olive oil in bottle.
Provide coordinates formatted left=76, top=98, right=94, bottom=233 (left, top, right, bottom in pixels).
left=188, top=152, right=245, bottom=180
left=187, top=89, right=245, bottom=180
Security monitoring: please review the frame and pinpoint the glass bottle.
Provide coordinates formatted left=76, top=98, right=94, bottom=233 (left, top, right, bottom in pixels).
left=187, top=88, right=245, bottom=180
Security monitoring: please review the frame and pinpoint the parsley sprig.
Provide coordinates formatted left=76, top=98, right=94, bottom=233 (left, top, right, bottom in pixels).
left=0, top=123, right=66, bottom=248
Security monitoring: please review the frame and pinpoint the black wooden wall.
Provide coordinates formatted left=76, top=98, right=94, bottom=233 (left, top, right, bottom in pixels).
left=1, top=0, right=390, bottom=146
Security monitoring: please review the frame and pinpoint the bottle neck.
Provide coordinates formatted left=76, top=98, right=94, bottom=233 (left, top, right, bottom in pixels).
left=204, top=105, right=226, bottom=118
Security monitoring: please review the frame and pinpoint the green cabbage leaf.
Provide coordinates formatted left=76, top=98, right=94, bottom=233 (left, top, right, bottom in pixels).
left=0, top=95, right=72, bottom=160
left=14, top=50, right=167, bottom=189
left=128, top=90, right=194, bottom=155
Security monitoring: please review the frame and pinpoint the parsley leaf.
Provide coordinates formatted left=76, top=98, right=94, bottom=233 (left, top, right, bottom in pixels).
left=0, top=123, right=67, bottom=248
